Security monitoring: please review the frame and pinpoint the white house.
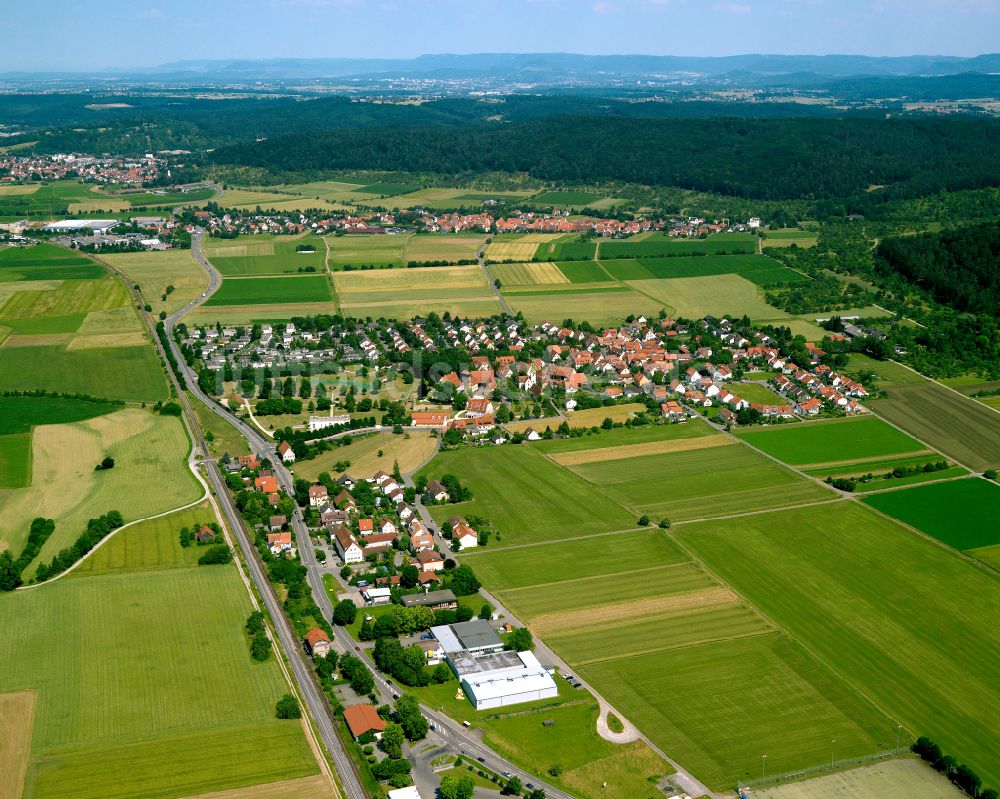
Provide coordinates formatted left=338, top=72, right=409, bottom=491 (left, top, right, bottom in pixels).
left=278, top=441, right=296, bottom=463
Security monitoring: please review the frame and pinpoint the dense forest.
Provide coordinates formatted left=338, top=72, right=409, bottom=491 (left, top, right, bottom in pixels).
left=209, top=116, right=1000, bottom=204
left=876, top=222, right=1000, bottom=316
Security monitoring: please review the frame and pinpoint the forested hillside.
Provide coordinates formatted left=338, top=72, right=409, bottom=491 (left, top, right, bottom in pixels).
left=876, top=222, right=1000, bottom=316
left=210, top=117, right=1000, bottom=204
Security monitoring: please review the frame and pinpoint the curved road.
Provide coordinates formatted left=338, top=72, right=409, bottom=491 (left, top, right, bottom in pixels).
left=174, top=232, right=576, bottom=799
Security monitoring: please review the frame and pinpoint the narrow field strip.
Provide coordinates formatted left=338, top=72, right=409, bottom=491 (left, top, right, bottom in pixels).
left=530, top=586, right=737, bottom=637
left=0, top=690, right=35, bottom=799
left=549, top=433, right=733, bottom=466
left=796, top=449, right=933, bottom=470
left=551, top=604, right=774, bottom=666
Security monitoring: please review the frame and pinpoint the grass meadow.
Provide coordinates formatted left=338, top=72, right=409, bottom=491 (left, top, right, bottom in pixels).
left=862, top=477, right=1000, bottom=551
left=0, top=409, right=201, bottom=569
left=736, top=416, right=928, bottom=467
left=207, top=235, right=326, bottom=276
left=0, top=503, right=317, bottom=799
left=205, top=274, right=332, bottom=306
left=678, top=501, right=1000, bottom=787
left=102, top=249, right=209, bottom=315
left=599, top=232, right=758, bottom=258
left=293, top=430, right=438, bottom=482
left=417, top=444, right=637, bottom=545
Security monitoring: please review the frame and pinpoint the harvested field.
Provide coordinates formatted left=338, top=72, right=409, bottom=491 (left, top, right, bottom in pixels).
left=485, top=234, right=561, bottom=262
left=0, top=690, right=34, bottom=799
left=529, top=585, right=735, bottom=637
left=871, top=381, right=1000, bottom=471
left=404, top=233, right=485, bottom=263
left=66, top=331, right=148, bottom=349
left=334, top=264, right=489, bottom=293
left=487, top=262, right=569, bottom=285
left=504, top=285, right=663, bottom=326
left=176, top=775, right=338, bottom=799
left=549, top=433, right=732, bottom=466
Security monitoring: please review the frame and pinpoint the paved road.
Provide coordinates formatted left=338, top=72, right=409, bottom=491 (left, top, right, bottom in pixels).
left=104, top=236, right=367, bottom=799
left=175, top=233, right=575, bottom=799
left=477, top=243, right=512, bottom=315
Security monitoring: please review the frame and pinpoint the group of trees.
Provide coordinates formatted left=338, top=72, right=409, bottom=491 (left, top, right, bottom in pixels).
left=338, top=653, right=375, bottom=697
left=0, top=517, right=56, bottom=591
left=912, top=737, right=996, bottom=799
left=373, top=636, right=452, bottom=687
left=34, top=511, right=124, bottom=582
left=245, top=611, right=272, bottom=662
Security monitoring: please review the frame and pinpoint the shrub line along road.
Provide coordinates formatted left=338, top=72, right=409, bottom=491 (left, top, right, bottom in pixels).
left=172, top=233, right=578, bottom=799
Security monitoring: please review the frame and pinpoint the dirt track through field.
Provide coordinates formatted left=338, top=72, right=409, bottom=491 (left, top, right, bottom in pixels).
left=530, top=586, right=737, bottom=637
left=550, top=434, right=733, bottom=466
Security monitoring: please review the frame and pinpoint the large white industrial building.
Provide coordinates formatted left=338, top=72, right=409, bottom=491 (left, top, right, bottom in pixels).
left=431, top=620, right=558, bottom=711
left=44, top=219, right=120, bottom=234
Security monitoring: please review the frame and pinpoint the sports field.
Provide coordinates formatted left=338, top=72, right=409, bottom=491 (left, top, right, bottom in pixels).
left=0, top=502, right=318, bottom=799
left=293, top=430, right=438, bottom=482
left=417, top=444, right=637, bottom=545
left=205, top=275, right=332, bottom=306
left=736, top=416, right=928, bottom=467
left=870, top=380, right=1000, bottom=472
left=863, top=477, right=1000, bottom=551
left=678, top=501, right=1000, bottom=787
left=0, top=408, right=201, bottom=568
left=101, top=249, right=208, bottom=315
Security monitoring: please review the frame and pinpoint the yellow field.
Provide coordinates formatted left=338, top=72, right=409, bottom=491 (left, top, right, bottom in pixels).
left=530, top=587, right=737, bottom=637
left=488, top=262, right=568, bottom=285
left=757, top=758, right=965, bottom=799
left=294, top=431, right=438, bottom=482
left=566, top=403, right=647, bottom=426
left=102, top=250, right=209, bottom=316
left=0, top=691, right=34, bottom=799
left=0, top=408, right=201, bottom=567
left=75, top=307, right=143, bottom=335
left=177, top=775, right=338, bottom=799
left=67, top=200, right=131, bottom=213
left=333, top=264, right=490, bottom=294
left=404, top=234, right=486, bottom=263
left=0, top=185, right=38, bottom=196
left=66, top=332, right=149, bottom=350
left=484, top=234, right=561, bottom=262
left=550, top=434, right=732, bottom=466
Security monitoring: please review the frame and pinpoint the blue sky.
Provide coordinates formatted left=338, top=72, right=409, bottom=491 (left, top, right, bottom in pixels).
left=2, top=0, right=998, bottom=72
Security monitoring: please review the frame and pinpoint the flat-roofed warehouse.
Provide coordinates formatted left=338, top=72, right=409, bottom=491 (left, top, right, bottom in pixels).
left=431, top=620, right=558, bottom=710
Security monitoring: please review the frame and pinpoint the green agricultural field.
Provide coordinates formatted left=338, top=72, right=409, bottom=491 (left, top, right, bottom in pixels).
left=74, top=502, right=214, bottom=576
left=404, top=233, right=485, bottom=263
left=0, top=243, right=105, bottom=281
left=863, top=477, right=1000, bottom=551
left=545, top=238, right=598, bottom=261
left=678, top=501, right=1000, bottom=787
left=555, top=261, right=612, bottom=282
left=417, top=444, right=636, bottom=545
left=503, top=284, right=663, bottom=326
left=462, top=528, right=686, bottom=590
left=870, top=380, right=1000, bottom=472
left=353, top=181, right=419, bottom=196
left=0, top=180, right=107, bottom=218
left=112, top=187, right=216, bottom=206
left=0, top=433, right=31, bottom=489
left=530, top=190, right=604, bottom=207
left=599, top=232, right=758, bottom=259
left=548, top=603, right=773, bottom=666
left=600, top=254, right=802, bottom=284
left=0, top=506, right=317, bottom=799
left=501, top=562, right=715, bottom=621
left=845, top=354, right=922, bottom=388
left=532, top=420, right=715, bottom=454
left=205, top=275, right=332, bottom=306
left=0, top=408, right=201, bottom=568
left=101, top=249, right=208, bottom=316
left=763, top=228, right=819, bottom=249
left=0, top=344, right=166, bottom=402
left=623, top=274, right=792, bottom=320
left=736, top=416, right=928, bottom=467
left=566, top=442, right=832, bottom=521
left=326, top=234, right=409, bottom=268
left=209, top=236, right=326, bottom=276
left=582, top=632, right=895, bottom=791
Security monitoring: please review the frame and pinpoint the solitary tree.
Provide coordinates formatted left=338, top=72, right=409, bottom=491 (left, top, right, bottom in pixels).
left=275, top=694, right=301, bottom=719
